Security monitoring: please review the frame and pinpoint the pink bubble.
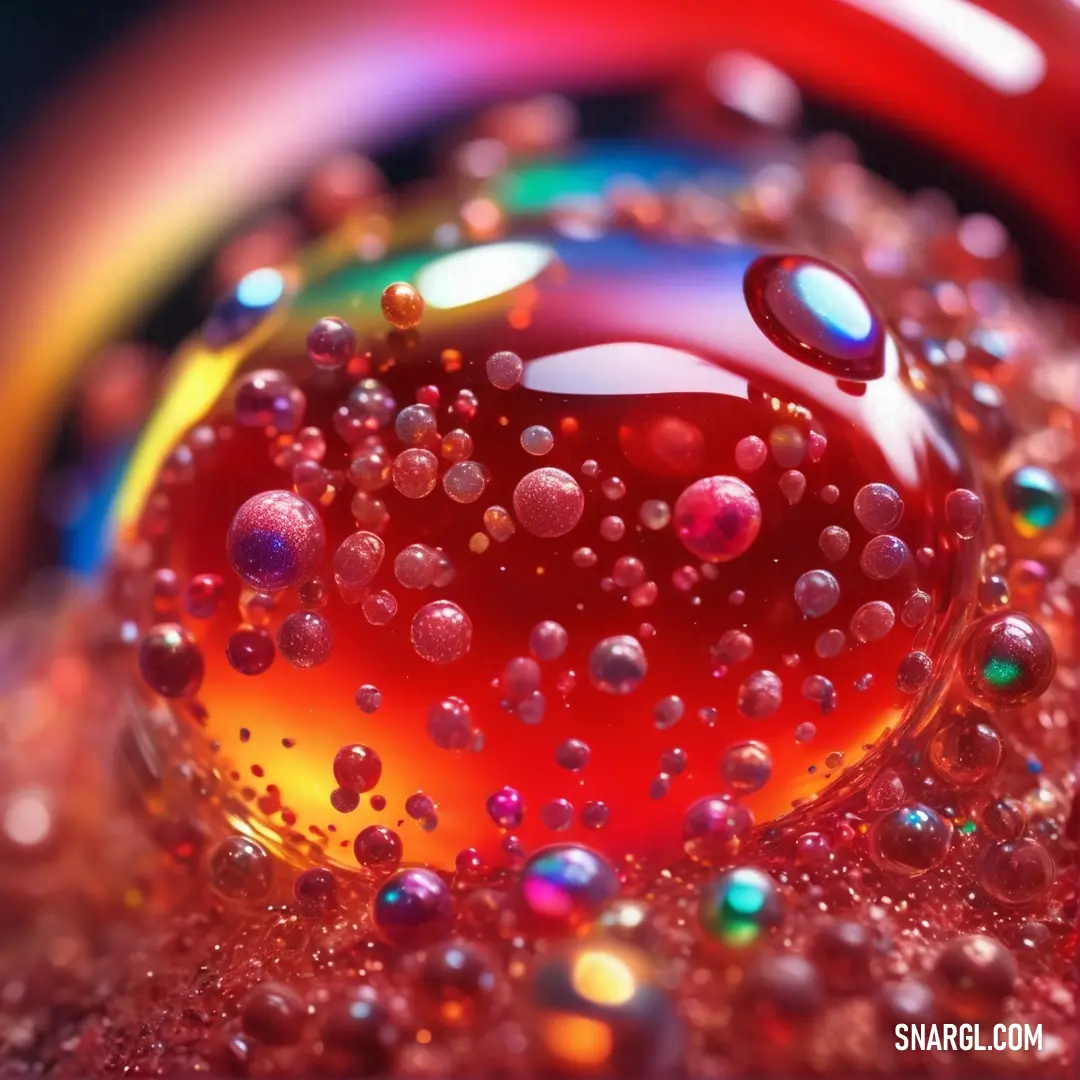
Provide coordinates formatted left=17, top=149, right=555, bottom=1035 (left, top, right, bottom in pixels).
left=332, top=531, right=385, bottom=593
left=411, top=600, right=473, bottom=664
left=513, top=468, right=585, bottom=538
left=673, top=475, right=761, bottom=563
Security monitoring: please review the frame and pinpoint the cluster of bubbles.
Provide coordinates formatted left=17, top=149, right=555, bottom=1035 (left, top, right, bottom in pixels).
left=106, top=104, right=1080, bottom=1080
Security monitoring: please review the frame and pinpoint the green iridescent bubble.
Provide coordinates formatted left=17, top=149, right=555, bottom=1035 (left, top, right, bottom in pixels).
left=1003, top=466, right=1068, bottom=538
left=983, top=656, right=1021, bottom=688
left=698, top=867, right=782, bottom=949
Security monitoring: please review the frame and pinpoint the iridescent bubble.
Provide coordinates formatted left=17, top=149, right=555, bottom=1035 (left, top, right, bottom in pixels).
left=1002, top=466, right=1068, bottom=537
left=979, top=838, right=1055, bottom=904
left=683, top=796, right=754, bottom=863
left=363, top=589, right=398, bottom=626
left=928, top=711, right=1002, bottom=786
left=588, top=635, right=647, bottom=694
left=521, top=425, right=555, bottom=455
left=330, top=787, right=360, bottom=814
left=722, top=741, right=773, bottom=793
left=599, top=515, right=625, bottom=542
left=638, top=499, right=671, bottom=530
left=818, top=526, right=850, bottom=562
left=960, top=612, right=1056, bottom=707
left=395, top=403, right=438, bottom=447
left=944, top=488, right=984, bottom=539
left=483, top=505, right=516, bottom=542
left=712, top=628, right=753, bottom=665
left=513, top=468, right=585, bottom=538
left=779, top=469, right=807, bottom=504
left=529, top=620, right=568, bottom=661
left=233, top=370, right=306, bottom=433
left=734, top=435, right=767, bottom=471
left=277, top=610, right=333, bottom=668
left=227, top=490, right=326, bottom=591
left=355, top=684, right=382, bottom=714
left=737, top=670, right=782, bottom=719
left=673, top=475, right=761, bottom=563
left=373, top=868, right=452, bottom=947
left=293, top=867, right=338, bottom=918
left=380, top=282, right=425, bottom=329
left=698, top=867, right=783, bottom=949
left=225, top=625, right=275, bottom=676
left=516, top=691, right=547, bottom=726
left=501, top=657, right=541, bottom=702
left=443, top=461, right=488, bottom=504
left=204, top=268, right=286, bottom=348
left=802, top=673, right=837, bottom=713
left=139, top=623, right=204, bottom=698
left=332, top=531, right=385, bottom=594
left=859, top=535, right=908, bottom=580
left=555, top=739, right=591, bottom=771
left=850, top=600, right=895, bottom=643
left=868, top=803, right=952, bottom=876
left=814, top=629, right=846, bottom=659
left=743, top=254, right=885, bottom=379
left=515, top=844, right=618, bottom=935
left=659, top=748, right=688, bottom=776
left=441, top=428, right=473, bottom=462
left=486, top=350, right=524, bottom=389
left=867, top=769, right=904, bottom=812
left=208, top=835, right=273, bottom=901
left=348, top=447, right=392, bottom=492
left=530, top=939, right=683, bottom=1079
left=895, top=651, right=933, bottom=693
left=411, top=600, right=473, bottom=664
left=652, top=695, right=684, bottom=730
left=333, top=744, right=382, bottom=794
left=486, top=786, right=525, bottom=829
left=306, top=315, right=356, bottom=370
left=393, top=448, right=439, bottom=498
left=901, top=590, right=932, bottom=627
left=347, top=378, right=397, bottom=432
left=580, top=801, right=610, bottom=830
left=318, top=988, right=396, bottom=1072
left=423, top=696, right=471, bottom=750
left=572, top=547, right=597, bottom=568
left=612, top=556, right=646, bottom=588
left=541, top=799, right=575, bottom=832
left=794, top=569, right=840, bottom=618
left=394, top=543, right=441, bottom=590
left=853, top=483, right=904, bottom=534
left=601, top=476, right=627, bottom=501
left=185, top=573, right=224, bottom=619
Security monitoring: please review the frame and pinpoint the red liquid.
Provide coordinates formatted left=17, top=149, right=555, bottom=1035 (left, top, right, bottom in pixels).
left=119, top=235, right=977, bottom=869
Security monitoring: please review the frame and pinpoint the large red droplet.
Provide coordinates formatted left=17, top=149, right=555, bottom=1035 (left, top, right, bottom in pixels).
left=115, top=233, right=974, bottom=869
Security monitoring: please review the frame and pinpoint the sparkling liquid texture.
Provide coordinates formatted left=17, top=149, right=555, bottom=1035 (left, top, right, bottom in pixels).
left=119, top=219, right=976, bottom=869
left=73, top=129, right=1077, bottom=1078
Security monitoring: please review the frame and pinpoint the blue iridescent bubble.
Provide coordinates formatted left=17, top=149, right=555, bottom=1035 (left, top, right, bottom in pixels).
left=516, top=844, right=619, bottom=934
left=373, top=868, right=453, bottom=948
left=744, top=254, right=885, bottom=380
left=203, top=267, right=286, bottom=349
left=226, top=490, right=325, bottom=591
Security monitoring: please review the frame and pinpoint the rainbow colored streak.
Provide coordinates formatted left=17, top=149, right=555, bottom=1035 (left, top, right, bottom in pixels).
left=0, top=0, right=1077, bottom=588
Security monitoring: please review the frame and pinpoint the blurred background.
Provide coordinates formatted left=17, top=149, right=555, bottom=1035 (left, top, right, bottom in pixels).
left=0, top=0, right=1077, bottom=603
